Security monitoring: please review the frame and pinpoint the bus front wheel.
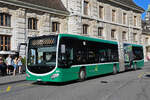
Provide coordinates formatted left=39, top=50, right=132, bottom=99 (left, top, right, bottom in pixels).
left=79, top=68, right=86, bottom=81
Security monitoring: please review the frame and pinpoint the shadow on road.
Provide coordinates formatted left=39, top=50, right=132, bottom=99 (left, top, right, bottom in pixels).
left=145, top=74, right=150, bottom=78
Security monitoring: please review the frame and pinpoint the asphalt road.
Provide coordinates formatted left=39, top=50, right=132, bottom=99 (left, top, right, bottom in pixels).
left=0, top=63, right=150, bottom=100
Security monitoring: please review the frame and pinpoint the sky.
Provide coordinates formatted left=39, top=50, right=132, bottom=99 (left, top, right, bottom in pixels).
left=134, top=0, right=150, bottom=19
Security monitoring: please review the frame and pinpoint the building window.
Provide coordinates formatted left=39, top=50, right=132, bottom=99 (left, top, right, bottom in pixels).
left=83, top=24, right=88, bottom=34
left=0, top=35, right=11, bottom=51
left=98, top=27, right=103, bottom=36
left=122, top=31, right=127, bottom=41
left=111, top=29, right=116, bottom=40
left=52, top=22, right=60, bottom=32
left=134, top=16, right=137, bottom=26
left=99, top=6, right=103, bottom=19
left=84, top=1, right=88, bottom=15
left=123, top=13, right=127, bottom=24
left=112, top=10, right=116, bottom=22
left=0, top=13, right=11, bottom=27
left=133, top=33, right=137, bottom=42
left=145, top=37, right=149, bottom=44
left=28, top=18, right=37, bottom=30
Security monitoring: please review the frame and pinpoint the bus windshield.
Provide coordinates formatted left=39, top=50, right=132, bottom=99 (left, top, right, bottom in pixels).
left=27, top=36, right=58, bottom=66
left=28, top=47, right=56, bottom=66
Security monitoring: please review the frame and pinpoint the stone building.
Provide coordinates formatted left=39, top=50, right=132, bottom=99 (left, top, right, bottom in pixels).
left=0, top=0, right=145, bottom=66
left=61, top=0, right=144, bottom=70
left=0, top=0, right=69, bottom=57
left=142, top=5, right=150, bottom=61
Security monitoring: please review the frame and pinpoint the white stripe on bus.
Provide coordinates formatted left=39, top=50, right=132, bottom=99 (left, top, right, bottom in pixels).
left=71, top=62, right=119, bottom=68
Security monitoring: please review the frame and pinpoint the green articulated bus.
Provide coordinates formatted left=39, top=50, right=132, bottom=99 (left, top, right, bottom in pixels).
left=123, top=43, right=144, bottom=70
left=26, top=34, right=143, bottom=82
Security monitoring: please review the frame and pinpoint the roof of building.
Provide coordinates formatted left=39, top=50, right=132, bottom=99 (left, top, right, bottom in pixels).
left=109, top=0, right=144, bottom=13
left=0, top=0, right=69, bottom=16
left=0, top=0, right=144, bottom=15
left=17, top=0, right=67, bottom=12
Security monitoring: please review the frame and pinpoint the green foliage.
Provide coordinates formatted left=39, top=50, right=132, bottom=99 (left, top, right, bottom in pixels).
left=21, top=57, right=26, bottom=66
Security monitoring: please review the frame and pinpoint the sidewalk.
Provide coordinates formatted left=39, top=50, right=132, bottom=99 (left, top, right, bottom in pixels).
left=0, top=74, right=26, bottom=85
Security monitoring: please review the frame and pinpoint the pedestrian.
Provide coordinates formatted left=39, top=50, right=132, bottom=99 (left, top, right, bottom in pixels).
left=0, top=56, right=7, bottom=76
left=17, top=56, right=22, bottom=74
left=6, top=55, right=12, bottom=75
left=13, top=57, right=18, bottom=76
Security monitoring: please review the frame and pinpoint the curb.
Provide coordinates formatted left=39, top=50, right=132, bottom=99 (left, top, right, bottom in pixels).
left=0, top=74, right=26, bottom=85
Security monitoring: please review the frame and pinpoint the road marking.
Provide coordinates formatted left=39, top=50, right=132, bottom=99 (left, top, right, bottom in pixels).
left=0, top=83, right=33, bottom=94
left=6, top=86, right=11, bottom=92
left=138, top=72, right=145, bottom=78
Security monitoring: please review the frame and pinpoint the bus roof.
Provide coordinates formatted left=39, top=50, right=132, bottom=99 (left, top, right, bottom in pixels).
left=59, top=34, right=118, bottom=45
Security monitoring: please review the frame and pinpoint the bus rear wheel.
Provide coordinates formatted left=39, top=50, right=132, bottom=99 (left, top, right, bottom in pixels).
left=79, top=68, right=86, bottom=81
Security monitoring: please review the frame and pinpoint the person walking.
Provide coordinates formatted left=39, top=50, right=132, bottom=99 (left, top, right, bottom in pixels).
left=17, top=56, right=22, bottom=74
left=6, top=55, right=12, bottom=75
left=13, top=57, right=18, bottom=76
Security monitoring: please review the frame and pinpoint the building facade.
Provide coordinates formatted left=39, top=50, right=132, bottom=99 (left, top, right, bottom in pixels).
left=61, top=0, right=144, bottom=70
left=0, top=0, right=145, bottom=67
left=142, top=5, right=150, bottom=61
left=0, top=0, right=69, bottom=57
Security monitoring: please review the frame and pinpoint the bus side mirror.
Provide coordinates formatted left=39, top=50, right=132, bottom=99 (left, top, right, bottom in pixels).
left=61, top=44, right=66, bottom=54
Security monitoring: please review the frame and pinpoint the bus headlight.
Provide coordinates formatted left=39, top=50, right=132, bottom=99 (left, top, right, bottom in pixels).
left=51, top=73, right=59, bottom=79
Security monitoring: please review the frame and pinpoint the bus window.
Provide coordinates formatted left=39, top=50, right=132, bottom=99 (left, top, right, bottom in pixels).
left=133, top=47, right=143, bottom=60
left=36, top=47, right=56, bottom=65
left=111, top=50, right=119, bottom=62
left=87, top=50, right=98, bottom=63
left=38, top=52, right=43, bottom=64
left=99, top=50, right=107, bottom=62
left=76, top=49, right=87, bottom=64
left=28, top=49, right=36, bottom=65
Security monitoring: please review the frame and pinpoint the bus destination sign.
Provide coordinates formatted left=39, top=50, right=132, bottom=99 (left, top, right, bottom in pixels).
left=31, top=38, right=56, bottom=46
